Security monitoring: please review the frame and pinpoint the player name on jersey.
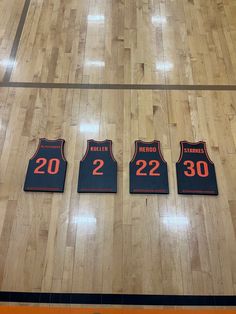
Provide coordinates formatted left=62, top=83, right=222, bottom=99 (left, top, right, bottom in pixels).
left=176, top=141, right=218, bottom=195
left=24, top=138, right=67, bottom=192
left=77, top=139, right=117, bottom=193
left=130, top=140, right=169, bottom=194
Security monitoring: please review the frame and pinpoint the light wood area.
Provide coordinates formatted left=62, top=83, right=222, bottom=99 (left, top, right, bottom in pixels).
left=0, top=87, right=235, bottom=295
left=7, top=0, right=236, bottom=84
left=0, top=0, right=25, bottom=81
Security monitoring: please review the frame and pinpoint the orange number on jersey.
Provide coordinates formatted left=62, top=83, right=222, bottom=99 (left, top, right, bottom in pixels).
left=184, top=160, right=209, bottom=177
left=196, top=161, right=209, bottom=177
left=48, top=158, right=60, bottom=175
left=34, top=158, right=60, bottom=175
left=92, top=159, right=104, bottom=176
left=136, top=160, right=160, bottom=176
left=34, top=158, right=47, bottom=174
left=184, top=160, right=195, bottom=177
left=149, top=160, right=160, bottom=176
left=136, top=160, right=147, bottom=176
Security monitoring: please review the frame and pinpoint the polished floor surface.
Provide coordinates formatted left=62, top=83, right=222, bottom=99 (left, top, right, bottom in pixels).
left=0, top=0, right=236, bottom=299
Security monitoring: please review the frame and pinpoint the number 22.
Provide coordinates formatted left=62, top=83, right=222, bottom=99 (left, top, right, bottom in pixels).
left=136, top=160, right=160, bottom=176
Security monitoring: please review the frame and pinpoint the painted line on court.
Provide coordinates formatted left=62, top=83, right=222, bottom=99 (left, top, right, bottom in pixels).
left=0, top=307, right=235, bottom=314
left=0, top=292, right=236, bottom=306
left=2, top=0, right=31, bottom=82
left=1, top=82, right=236, bottom=91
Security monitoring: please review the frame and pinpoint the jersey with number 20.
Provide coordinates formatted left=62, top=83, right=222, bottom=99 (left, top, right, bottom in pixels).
left=24, top=138, right=67, bottom=192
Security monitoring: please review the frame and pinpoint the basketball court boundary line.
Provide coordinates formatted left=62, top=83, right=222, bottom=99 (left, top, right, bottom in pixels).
left=0, top=292, right=235, bottom=306
left=1, top=82, right=236, bottom=91
left=2, top=0, right=31, bottom=82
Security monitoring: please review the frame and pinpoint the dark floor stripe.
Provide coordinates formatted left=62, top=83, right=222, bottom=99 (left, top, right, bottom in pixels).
left=0, top=292, right=235, bottom=306
left=1, top=82, right=236, bottom=91
left=2, top=0, right=31, bottom=82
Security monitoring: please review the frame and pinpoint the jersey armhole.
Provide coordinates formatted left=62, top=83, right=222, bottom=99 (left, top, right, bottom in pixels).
left=130, top=141, right=138, bottom=163
left=30, top=139, right=42, bottom=160
left=109, top=140, right=117, bottom=162
left=204, top=142, right=214, bottom=164
left=176, top=141, right=184, bottom=164
left=81, top=140, right=90, bottom=162
left=60, top=140, right=67, bottom=162
left=157, top=141, right=167, bottom=163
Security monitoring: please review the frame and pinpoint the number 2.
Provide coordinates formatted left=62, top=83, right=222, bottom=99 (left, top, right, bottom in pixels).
left=136, top=160, right=160, bottom=176
left=92, top=159, right=104, bottom=176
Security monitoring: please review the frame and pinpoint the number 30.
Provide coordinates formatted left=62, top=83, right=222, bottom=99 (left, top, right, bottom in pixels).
left=184, top=160, right=209, bottom=177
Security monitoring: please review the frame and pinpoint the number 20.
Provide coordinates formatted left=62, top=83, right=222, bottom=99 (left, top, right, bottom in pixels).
left=34, top=158, right=60, bottom=175
left=136, top=160, right=160, bottom=176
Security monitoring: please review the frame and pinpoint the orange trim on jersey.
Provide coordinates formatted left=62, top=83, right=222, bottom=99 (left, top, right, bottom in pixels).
left=176, top=141, right=207, bottom=164
left=130, top=140, right=162, bottom=163
left=25, top=187, right=62, bottom=191
left=130, top=140, right=167, bottom=164
left=138, top=140, right=158, bottom=144
left=176, top=141, right=184, bottom=164
left=30, top=138, right=66, bottom=161
left=130, top=141, right=138, bottom=163
left=81, top=140, right=117, bottom=162
left=181, top=190, right=217, bottom=194
left=203, top=142, right=214, bottom=164
left=81, top=140, right=91, bottom=162
left=30, top=139, right=42, bottom=160
left=109, top=140, right=117, bottom=162
left=41, top=138, right=65, bottom=142
left=133, top=189, right=168, bottom=193
left=157, top=141, right=167, bottom=164
left=79, top=188, right=113, bottom=191
left=60, top=139, right=67, bottom=162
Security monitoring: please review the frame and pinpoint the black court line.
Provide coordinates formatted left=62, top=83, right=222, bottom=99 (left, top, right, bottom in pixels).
left=2, top=0, right=31, bottom=82
left=0, top=292, right=235, bottom=306
left=1, top=81, right=236, bottom=91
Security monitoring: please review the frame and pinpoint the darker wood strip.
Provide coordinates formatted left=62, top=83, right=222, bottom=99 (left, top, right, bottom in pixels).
left=0, top=291, right=236, bottom=306
left=0, top=82, right=236, bottom=91
left=2, top=0, right=31, bottom=82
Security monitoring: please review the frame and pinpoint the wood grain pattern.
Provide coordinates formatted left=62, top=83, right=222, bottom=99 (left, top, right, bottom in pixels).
left=0, top=87, right=235, bottom=294
left=0, top=0, right=25, bottom=81
left=8, top=0, right=236, bottom=85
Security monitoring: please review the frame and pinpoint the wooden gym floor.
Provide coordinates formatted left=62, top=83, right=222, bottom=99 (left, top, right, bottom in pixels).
left=0, top=0, right=236, bottom=309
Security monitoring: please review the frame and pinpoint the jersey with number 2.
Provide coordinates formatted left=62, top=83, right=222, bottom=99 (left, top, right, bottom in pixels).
left=77, top=139, right=117, bottom=193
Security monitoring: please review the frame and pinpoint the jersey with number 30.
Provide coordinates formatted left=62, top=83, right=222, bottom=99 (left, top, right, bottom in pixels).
left=176, top=141, right=218, bottom=195
left=77, top=139, right=117, bottom=193
left=24, top=138, right=67, bottom=192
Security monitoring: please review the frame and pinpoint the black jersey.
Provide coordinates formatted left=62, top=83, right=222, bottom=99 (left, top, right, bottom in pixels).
left=176, top=141, right=218, bottom=195
left=77, top=140, right=117, bottom=193
left=24, top=138, right=67, bottom=192
left=130, top=140, right=169, bottom=194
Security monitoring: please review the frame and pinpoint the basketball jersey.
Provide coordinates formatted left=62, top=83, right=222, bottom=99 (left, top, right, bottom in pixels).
left=176, top=141, right=218, bottom=195
left=130, top=140, right=169, bottom=194
left=24, top=138, right=67, bottom=192
left=77, top=139, right=117, bottom=193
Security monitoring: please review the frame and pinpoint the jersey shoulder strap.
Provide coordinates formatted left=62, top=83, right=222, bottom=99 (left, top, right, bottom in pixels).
left=81, top=139, right=116, bottom=162
left=177, top=140, right=213, bottom=164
